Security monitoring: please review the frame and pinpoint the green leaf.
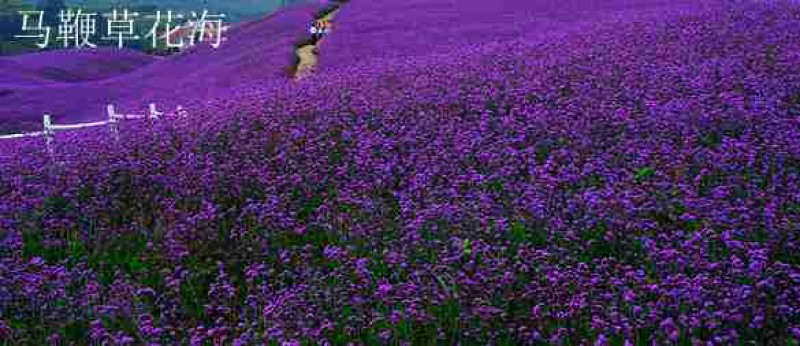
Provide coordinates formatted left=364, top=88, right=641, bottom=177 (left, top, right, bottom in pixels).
left=129, top=258, right=145, bottom=272
left=635, top=167, right=655, bottom=182
left=510, top=221, right=526, bottom=243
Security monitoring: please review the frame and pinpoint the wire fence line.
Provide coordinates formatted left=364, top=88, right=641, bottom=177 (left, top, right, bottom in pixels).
left=0, top=103, right=189, bottom=164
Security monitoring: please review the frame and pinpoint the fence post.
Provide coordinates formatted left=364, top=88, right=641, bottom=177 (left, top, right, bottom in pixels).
left=149, top=103, right=162, bottom=144
left=107, top=104, right=119, bottom=142
left=42, top=114, right=55, bottom=162
left=176, top=105, right=187, bottom=118
left=149, top=103, right=162, bottom=119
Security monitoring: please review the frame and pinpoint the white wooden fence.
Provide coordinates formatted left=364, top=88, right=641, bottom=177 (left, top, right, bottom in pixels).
left=0, top=103, right=188, bottom=163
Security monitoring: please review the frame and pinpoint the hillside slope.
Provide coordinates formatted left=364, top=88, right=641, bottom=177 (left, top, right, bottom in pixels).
left=0, top=48, right=156, bottom=87
left=16, top=0, right=321, bottom=22
left=315, top=0, right=720, bottom=71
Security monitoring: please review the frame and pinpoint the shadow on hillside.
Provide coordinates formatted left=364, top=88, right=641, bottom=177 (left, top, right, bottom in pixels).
left=0, top=118, right=42, bottom=135
left=314, top=0, right=348, bottom=20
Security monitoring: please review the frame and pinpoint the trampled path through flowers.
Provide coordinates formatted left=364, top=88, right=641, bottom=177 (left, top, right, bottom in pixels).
left=295, top=8, right=340, bottom=79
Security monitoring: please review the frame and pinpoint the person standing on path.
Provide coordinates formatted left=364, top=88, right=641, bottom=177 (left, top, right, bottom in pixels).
left=310, top=20, right=323, bottom=44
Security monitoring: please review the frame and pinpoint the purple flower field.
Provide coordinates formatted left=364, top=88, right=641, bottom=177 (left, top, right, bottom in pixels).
left=2, top=0, right=800, bottom=344
left=315, top=0, right=712, bottom=72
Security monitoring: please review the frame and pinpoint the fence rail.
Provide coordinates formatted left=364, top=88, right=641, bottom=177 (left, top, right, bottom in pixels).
left=0, top=103, right=188, bottom=164
left=0, top=131, right=46, bottom=139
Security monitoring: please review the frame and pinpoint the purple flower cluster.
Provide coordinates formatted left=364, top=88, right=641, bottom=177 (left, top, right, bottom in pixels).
left=2, top=0, right=800, bottom=344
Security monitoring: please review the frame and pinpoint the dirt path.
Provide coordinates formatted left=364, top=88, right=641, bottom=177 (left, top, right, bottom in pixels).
left=295, top=9, right=339, bottom=79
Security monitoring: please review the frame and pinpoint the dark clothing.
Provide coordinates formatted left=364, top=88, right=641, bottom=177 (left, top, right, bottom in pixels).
left=310, top=22, right=322, bottom=43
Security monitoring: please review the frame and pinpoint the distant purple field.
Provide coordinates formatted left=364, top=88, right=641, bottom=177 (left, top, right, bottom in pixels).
left=1, top=0, right=800, bottom=345
left=315, top=0, right=718, bottom=71
left=0, top=48, right=157, bottom=87
left=0, top=3, right=327, bottom=133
